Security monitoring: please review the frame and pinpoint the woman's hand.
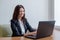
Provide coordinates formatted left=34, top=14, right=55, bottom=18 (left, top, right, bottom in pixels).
left=24, top=31, right=37, bottom=36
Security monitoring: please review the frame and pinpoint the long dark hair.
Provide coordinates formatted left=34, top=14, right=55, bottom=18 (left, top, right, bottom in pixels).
left=12, top=5, right=25, bottom=20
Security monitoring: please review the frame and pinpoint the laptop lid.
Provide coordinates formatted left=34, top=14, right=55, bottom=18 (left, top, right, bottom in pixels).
left=36, top=21, right=55, bottom=38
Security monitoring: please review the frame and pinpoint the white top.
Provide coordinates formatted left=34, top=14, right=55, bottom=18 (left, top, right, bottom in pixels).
left=18, top=19, right=25, bottom=34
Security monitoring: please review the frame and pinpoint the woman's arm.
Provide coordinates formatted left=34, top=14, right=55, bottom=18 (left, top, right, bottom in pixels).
left=25, top=19, right=36, bottom=32
left=11, top=20, right=20, bottom=36
left=24, top=18, right=37, bottom=36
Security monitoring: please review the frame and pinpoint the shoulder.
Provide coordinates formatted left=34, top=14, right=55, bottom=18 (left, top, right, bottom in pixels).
left=10, top=19, right=18, bottom=23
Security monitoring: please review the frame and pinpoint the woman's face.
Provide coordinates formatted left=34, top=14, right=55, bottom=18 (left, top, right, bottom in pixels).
left=18, top=8, right=25, bottom=19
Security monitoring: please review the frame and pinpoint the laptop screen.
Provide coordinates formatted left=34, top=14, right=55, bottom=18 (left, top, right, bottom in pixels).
left=36, top=21, right=55, bottom=38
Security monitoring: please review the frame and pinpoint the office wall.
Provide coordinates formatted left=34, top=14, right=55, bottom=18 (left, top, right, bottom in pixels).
left=0, top=0, right=54, bottom=28
left=54, top=0, right=60, bottom=26
left=54, top=0, right=60, bottom=29
left=48, top=0, right=54, bottom=20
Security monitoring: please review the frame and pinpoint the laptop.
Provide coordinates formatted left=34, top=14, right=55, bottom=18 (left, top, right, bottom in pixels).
left=24, top=21, right=55, bottom=39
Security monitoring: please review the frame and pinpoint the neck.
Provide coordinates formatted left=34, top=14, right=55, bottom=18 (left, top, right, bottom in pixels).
left=18, top=17, right=22, bottom=20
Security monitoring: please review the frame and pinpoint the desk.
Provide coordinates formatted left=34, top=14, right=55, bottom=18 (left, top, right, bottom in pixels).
left=0, top=29, right=60, bottom=40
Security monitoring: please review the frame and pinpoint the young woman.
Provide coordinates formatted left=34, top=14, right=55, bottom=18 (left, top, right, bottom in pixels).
left=10, top=5, right=36, bottom=37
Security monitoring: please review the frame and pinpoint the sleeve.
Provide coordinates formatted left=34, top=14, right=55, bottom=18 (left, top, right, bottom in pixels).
left=11, top=20, right=20, bottom=36
left=25, top=19, right=36, bottom=32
